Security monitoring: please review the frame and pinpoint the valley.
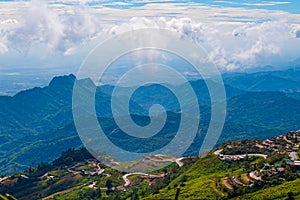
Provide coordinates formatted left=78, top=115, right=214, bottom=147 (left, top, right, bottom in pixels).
left=1, top=68, right=300, bottom=175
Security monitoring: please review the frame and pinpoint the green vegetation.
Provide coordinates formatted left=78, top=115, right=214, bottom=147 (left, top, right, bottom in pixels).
left=236, top=178, right=300, bottom=200
left=0, top=194, right=17, bottom=200
left=2, top=130, right=300, bottom=200
left=2, top=73, right=300, bottom=175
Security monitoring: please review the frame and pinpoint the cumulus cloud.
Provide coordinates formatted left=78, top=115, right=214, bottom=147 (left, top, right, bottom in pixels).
left=105, top=17, right=222, bottom=67
left=9, top=0, right=102, bottom=55
left=106, top=17, right=299, bottom=71
left=214, top=21, right=289, bottom=70
left=1, top=0, right=300, bottom=71
left=108, top=17, right=218, bottom=45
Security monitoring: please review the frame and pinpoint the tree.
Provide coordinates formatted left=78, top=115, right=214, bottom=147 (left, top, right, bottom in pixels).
left=175, top=186, right=181, bottom=200
left=286, top=191, right=295, bottom=200
left=106, top=179, right=113, bottom=190
left=131, top=189, right=139, bottom=200
left=94, top=188, right=102, bottom=198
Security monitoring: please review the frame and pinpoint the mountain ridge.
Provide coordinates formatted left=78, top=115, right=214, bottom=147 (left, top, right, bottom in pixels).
left=1, top=73, right=300, bottom=174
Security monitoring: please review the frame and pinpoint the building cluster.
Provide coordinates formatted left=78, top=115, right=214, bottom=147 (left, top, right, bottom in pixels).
left=67, top=159, right=109, bottom=177
left=218, top=154, right=246, bottom=161
left=217, top=130, right=300, bottom=187
left=286, top=130, right=300, bottom=143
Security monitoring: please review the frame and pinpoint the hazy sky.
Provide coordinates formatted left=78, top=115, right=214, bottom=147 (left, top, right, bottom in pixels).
left=0, top=0, right=300, bottom=74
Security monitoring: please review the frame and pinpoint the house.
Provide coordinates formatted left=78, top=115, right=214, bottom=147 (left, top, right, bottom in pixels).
left=284, top=158, right=293, bottom=163
left=232, top=176, right=243, bottom=186
left=287, top=162, right=300, bottom=169
left=274, top=163, right=281, bottom=168
left=267, top=147, right=273, bottom=152
left=292, top=147, right=298, bottom=152
left=294, top=161, right=300, bottom=166
left=276, top=168, right=285, bottom=173
left=263, top=163, right=270, bottom=169
left=255, top=144, right=265, bottom=149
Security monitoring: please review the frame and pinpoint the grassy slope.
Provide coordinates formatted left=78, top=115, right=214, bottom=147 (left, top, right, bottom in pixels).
left=236, top=178, right=300, bottom=200
left=144, top=152, right=300, bottom=200
left=3, top=147, right=300, bottom=199
left=145, top=154, right=240, bottom=199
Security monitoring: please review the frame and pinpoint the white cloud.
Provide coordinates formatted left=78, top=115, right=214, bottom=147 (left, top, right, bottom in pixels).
left=106, top=17, right=300, bottom=71
left=108, top=17, right=219, bottom=46
left=243, top=1, right=291, bottom=7
left=0, top=0, right=300, bottom=72
left=63, top=47, right=77, bottom=56
left=218, top=21, right=289, bottom=70
left=9, top=0, right=102, bottom=54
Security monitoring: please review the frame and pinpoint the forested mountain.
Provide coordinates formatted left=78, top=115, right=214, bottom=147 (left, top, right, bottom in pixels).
left=1, top=68, right=300, bottom=174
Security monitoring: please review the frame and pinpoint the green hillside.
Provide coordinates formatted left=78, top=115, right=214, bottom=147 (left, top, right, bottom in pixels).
left=2, top=73, right=300, bottom=175
left=1, top=130, right=300, bottom=199
left=236, top=179, right=300, bottom=200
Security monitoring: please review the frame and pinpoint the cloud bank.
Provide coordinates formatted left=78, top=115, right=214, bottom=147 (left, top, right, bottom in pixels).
left=106, top=17, right=299, bottom=71
left=1, top=0, right=300, bottom=72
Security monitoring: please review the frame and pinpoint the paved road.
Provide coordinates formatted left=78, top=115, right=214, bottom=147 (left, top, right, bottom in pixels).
left=97, top=163, right=105, bottom=175
left=20, top=175, right=29, bottom=179
left=284, top=136, right=293, bottom=144
left=121, top=156, right=188, bottom=187
left=122, top=173, right=149, bottom=187
left=67, top=167, right=80, bottom=174
left=39, top=173, right=48, bottom=179
left=0, top=176, right=9, bottom=182
left=220, top=153, right=267, bottom=159
left=215, top=149, right=267, bottom=159
left=247, top=154, right=268, bottom=159
left=214, top=149, right=223, bottom=155
left=175, top=157, right=185, bottom=167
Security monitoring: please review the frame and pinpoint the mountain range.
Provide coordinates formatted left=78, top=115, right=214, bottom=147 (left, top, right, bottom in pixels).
left=1, top=68, right=300, bottom=174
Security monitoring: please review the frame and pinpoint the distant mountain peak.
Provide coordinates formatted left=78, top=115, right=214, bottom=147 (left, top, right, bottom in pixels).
left=49, top=74, right=76, bottom=87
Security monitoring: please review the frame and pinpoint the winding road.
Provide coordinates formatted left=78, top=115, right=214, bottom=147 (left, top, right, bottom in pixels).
left=175, top=157, right=186, bottom=167
left=97, top=163, right=105, bottom=175
left=214, top=149, right=267, bottom=159
left=122, top=173, right=149, bottom=187
left=122, top=157, right=187, bottom=187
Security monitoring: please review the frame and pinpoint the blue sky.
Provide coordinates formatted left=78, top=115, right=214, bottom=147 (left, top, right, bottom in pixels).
left=0, top=0, right=300, bottom=94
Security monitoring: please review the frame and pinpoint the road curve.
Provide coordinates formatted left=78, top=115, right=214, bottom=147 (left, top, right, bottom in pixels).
left=175, top=157, right=185, bottom=167
left=122, top=173, right=149, bottom=187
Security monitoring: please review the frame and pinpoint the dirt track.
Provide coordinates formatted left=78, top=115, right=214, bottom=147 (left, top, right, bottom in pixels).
left=222, top=178, right=233, bottom=190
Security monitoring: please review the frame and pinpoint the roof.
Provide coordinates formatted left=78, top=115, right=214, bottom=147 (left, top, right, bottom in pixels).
left=277, top=168, right=285, bottom=172
left=284, top=158, right=292, bottom=163
left=295, top=162, right=300, bottom=166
